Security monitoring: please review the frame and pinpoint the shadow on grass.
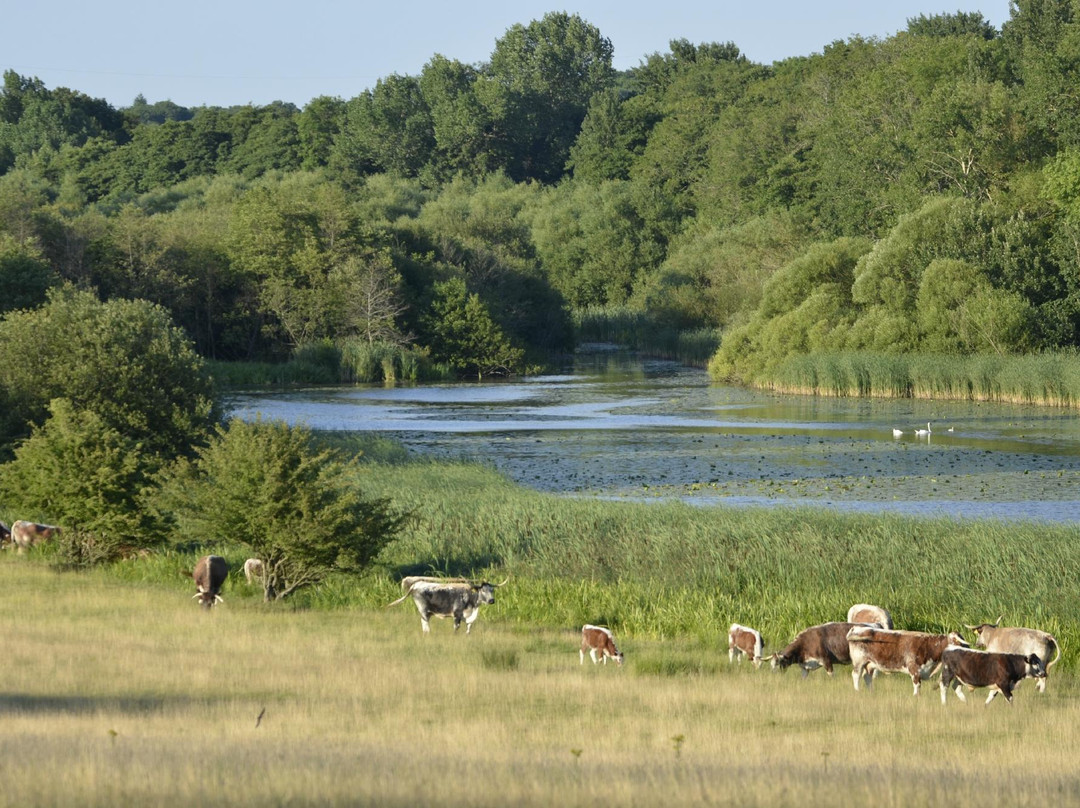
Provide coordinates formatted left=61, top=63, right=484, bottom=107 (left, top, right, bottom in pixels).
left=0, top=693, right=229, bottom=716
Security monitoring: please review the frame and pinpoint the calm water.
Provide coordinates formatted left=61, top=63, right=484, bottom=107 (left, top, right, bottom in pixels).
left=228, top=351, right=1080, bottom=524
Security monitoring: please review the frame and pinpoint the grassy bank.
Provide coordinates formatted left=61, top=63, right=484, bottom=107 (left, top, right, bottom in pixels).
left=724, top=350, right=1080, bottom=406
left=3, top=560, right=1079, bottom=807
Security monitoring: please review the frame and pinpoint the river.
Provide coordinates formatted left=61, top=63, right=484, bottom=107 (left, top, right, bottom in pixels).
left=227, top=350, right=1080, bottom=524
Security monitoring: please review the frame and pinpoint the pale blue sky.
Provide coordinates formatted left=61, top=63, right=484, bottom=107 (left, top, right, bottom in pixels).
left=4, top=1, right=1011, bottom=109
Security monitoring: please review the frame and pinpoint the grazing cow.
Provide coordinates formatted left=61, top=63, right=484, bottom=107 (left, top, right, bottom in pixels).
left=0, top=522, right=10, bottom=550
left=847, top=626, right=969, bottom=695
left=387, top=578, right=506, bottom=634
left=243, top=558, right=265, bottom=585
left=400, top=575, right=470, bottom=592
left=192, top=555, right=229, bottom=609
left=847, top=603, right=893, bottom=629
left=770, top=622, right=861, bottom=676
left=580, top=625, right=624, bottom=666
left=728, top=623, right=764, bottom=668
left=965, top=620, right=1060, bottom=693
left=939, top=645, right=1047, bottom=706
left=10, top=521, right=61, bottom=552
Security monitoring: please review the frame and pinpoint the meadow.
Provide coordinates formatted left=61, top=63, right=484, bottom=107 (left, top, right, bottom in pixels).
left=5, top=457, right=1080, bottom=805
left=3, top=560, right=1080, bottom=808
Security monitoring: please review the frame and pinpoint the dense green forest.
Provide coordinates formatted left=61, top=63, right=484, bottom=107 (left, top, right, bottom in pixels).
left=5, top=3, right=1080, bottom=392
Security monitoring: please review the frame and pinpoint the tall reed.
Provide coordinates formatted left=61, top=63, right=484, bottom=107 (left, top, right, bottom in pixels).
left=759, top=351, right=1080, bottom=407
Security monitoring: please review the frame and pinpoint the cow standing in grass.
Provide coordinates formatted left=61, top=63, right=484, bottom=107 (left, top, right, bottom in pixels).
left=728, top=624, right=764, bottom=668
left=847, top=603, right=893, bottom=629
left=580, top=625, right=624, bottom=666
left=193, top=555, right=229, bottom=609
left=10, top=521, right=61, bottom=553
left=770, top=622, right=860, bottom=677
left=939, top=645, right=1046, bottom=705
left=966, top=620, right=1060, bottom=693
left=847, top=626, right=968, bottom=695
left=387, top=579, right=506, bottom=634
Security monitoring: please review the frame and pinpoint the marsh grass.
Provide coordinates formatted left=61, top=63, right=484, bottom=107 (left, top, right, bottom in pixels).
left=3, top=560, right=1080, bottom=807
left=761, top=351, right=1080, bottom=407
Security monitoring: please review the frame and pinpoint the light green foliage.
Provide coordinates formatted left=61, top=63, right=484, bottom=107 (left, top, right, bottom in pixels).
left=528, top=179, right=658, bottom=307
left=158, top=418, right=408, bottom=601
left=0, top=233, right=53, bottom=312
left=0, top=286, right=216, bottom=457
left=0, top=399, right=164, bottom=561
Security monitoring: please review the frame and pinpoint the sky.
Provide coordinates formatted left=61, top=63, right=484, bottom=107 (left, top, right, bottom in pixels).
left=4, top=1, right=1012, bottom=110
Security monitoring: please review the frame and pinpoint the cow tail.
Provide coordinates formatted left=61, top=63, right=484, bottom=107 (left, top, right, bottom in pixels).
left=386, top=584, right=416, bottom=608
left=1048, top=637, right=1062, bottom=670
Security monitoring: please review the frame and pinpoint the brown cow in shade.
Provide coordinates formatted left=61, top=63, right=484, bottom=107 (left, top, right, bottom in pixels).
left=193, top=555, right=229, bottom=609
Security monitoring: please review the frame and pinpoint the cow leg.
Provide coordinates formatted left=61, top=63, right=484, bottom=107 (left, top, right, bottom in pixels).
left=589, top=648, right=599, bottom=665
left=579, top=649, right=585, bottom=665
left=1037, top=677, right=1047, bottom=693
left=911, top=670, right=921, bottom=697
left=421, top=615, right=431, bottom=633
left=985, top=688, right=1000, bottom=706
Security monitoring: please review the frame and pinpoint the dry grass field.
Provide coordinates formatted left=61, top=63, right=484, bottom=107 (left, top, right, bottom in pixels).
left=2, top=558, right=1080, bottom=807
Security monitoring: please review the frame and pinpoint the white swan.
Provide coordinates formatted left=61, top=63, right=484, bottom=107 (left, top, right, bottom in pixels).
left=915, top=422, right=932, bottom=437
left=892, top=428, right=904, bottom=438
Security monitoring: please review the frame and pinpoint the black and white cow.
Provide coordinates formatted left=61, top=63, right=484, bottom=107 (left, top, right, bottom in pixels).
left=387, top=578, right=506, bottom=634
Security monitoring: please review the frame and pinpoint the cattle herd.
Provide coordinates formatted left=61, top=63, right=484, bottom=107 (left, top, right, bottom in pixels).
left=2, top=529, right=1063, bottom=706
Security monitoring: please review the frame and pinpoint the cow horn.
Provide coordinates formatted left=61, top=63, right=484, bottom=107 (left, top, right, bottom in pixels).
left=214, top=594, right=224, bottom=604
left=494, top=576, right=510, bottom=587
left=994, top=615, right=1002, bottom=626
left=964, top=624, right=977, bottom=631
left=192, top=594, right=202, bottom=600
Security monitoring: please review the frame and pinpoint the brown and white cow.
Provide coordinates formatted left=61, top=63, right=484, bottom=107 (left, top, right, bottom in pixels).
left=847, top=603, right=893, bottom=629
left=965, top=620, right=1060, bottom=693
left=243, top=558, right=265, bottom=585
left=770, top=622, right=860, bottom=677
left=729, top=623, right=764, bottom=668
left=10, top=520, right=61, bottom=552
left=847, top=626, right=968, bottom=694
left=939, top=645, right=1047, bottom=706
left=580, top=624, right=624, bottom=666
left=193, top=555, right=229, bottom=609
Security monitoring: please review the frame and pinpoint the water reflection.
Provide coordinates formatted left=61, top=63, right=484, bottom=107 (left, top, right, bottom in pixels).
left=228, top=351, right=1080, bottom=524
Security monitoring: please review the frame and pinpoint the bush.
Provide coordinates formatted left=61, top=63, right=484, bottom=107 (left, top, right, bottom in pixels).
left=156, top=418, right=410, bottom=601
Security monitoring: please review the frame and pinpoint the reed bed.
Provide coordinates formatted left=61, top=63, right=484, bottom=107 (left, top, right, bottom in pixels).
left=758, top=351, right=1080, bottom=406
left=3, top=560, right=1080, bottom=807
left=326, top=462, right=1080, bottom=662
left=573, top=305, right=720, bottom=367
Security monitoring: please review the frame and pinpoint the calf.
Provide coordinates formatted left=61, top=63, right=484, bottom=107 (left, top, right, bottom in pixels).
left=847, top=603, right=893, bottom=629
left=10, top=520, right=61, bottom=552
left=387, top=579, right=506, bottom=634
left=728, top=623, right=764, bottom=668
left=580, top=625, right=624, bottom=666
left=243, top=558, right=265, bottom=585
left=770, top=622, right=860, bottom=677
left=966, top=620, right=1060, bottom=693
left=939, top=645, right=1046, bottom=706
left=192, top=555, right=229, bottom=609
left=847, top=626, right=968, bottom=695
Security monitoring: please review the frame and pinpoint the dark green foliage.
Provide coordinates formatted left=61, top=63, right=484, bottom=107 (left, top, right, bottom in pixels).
left=0, top=398, right=165, bottom=561
left=0, top=286, right=217, bottom=456
left=158, top=418, right=409, bottom=601
left=422, top=277, right=525, bottom=377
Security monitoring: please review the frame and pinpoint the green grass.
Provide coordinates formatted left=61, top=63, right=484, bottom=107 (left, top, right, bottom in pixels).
left=2, top=558, right=1080, bottom=806
left=745, top=350, right=1080, bottom=406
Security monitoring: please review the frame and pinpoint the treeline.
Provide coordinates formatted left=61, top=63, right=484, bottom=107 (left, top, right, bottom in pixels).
left=6, top=5, right=1080, bottom=385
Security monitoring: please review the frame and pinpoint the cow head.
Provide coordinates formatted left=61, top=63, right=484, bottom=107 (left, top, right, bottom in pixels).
left=475, top=582, right=497, bottom=605
left=946, top=631, right=970, bottom=648
left=1026, top=653, right=1048, bottom=680
left=769, top=652, right=791, bottom=671
left=193, top=587, right=224, bottom=610
left=964, top=619, right=1001, bottom=648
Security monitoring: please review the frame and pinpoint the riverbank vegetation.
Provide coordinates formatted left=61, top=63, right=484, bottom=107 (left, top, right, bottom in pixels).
left=7, top=5, right=1080, bottom=382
